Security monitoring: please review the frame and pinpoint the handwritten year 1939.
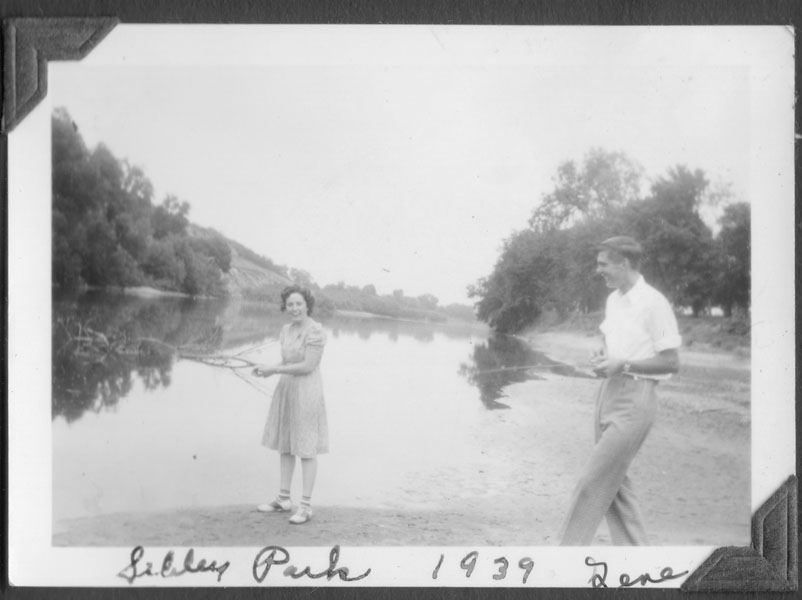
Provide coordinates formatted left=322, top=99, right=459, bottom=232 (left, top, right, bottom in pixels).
left=431, top=551, right=535, bottom=584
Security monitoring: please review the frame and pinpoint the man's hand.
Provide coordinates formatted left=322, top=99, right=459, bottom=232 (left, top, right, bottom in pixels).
left=590, top=355, right=625, bottom=378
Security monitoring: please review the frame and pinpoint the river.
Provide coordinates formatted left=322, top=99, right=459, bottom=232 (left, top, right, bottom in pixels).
left=52, top=291, right=590, bottom=524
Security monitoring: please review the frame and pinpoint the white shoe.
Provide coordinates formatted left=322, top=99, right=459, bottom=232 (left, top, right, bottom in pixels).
left=289, top=505, right=313, bottom=524
left=257, top=497, right=292, bottom=513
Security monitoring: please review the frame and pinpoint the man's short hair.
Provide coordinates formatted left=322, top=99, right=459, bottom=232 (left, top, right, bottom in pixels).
left=597, top=236, right=643, bottom=269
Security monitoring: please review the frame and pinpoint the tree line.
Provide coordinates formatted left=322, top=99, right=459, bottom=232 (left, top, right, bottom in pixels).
left=318, top=281, right=475, bottom=322
left=469, top=148, right=750, bottom=334
left=53, top=108, right=248, bottom=297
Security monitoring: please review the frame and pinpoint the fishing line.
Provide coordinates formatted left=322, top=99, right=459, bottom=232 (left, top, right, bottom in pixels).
left=470, top=364, right=596, bottom=376
left=232, top=367, right=277, bottom=399
left=179, top=352, right=278, bottom=397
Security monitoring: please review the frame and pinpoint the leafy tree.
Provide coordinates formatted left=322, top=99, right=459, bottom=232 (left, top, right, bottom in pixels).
left=52, top=108, right=99, bottom=221
left=623, top=166, right=716, bottom=315
left=52, top=110, right=94, bottom=288
left=52, top=109, right=149, bottom=289
left=417, top=293, right=439, bottom=310
left=174, top=239, right=224, bottom=296
left=115, top=161, right=155, bottom=260
left=529, top=148, right=644, bottom=231
left=80, top=218, right=125, bottom=285
left=713, top=202, right=750, bottom=316
left=121, top=161, right=155, bottom=206
left=52, top=210, right=84, bottom=290
left=470, top=228, right=569, bottom=333
left=114, top=211, right=151, bottom=262
left=361, top=284, right=377, bottom=295
left=190, top=235, right=232, bottom=274
left=142, top=237, right=186, bottom=288
left=106, top=247, right=143, bottom=287
left=152, top=195, right=190, bottom=239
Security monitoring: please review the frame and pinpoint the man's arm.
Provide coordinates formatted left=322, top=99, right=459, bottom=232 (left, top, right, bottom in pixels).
left=592, top=348, right=679, bottom=378
left=624, top=348, right=679, bottom=375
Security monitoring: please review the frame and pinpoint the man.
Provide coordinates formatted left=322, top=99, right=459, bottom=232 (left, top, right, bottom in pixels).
left=559, top=236, right=681, bottom=546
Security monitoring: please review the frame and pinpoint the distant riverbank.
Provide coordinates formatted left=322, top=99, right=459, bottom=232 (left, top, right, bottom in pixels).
left=97, top=285, right=193, bottom=299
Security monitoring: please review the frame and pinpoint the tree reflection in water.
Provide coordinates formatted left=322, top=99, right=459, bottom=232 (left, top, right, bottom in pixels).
left=53, top=292, right=593, bottom=420
left=52, top=292, right=231, bottom=422
left=328, top=314, right=438, bottom=343
left=460, top=334, right=594, bottom=410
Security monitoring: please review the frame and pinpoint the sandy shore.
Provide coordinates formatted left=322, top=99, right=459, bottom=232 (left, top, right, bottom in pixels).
left=54, top=330, right=750, bottom=547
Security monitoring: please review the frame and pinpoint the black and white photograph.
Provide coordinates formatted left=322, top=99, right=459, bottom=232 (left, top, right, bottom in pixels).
left=6, top=22, right=796, bottom=588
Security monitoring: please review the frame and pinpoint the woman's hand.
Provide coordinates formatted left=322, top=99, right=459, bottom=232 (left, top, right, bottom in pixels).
left=252, top=366, right=276, bottom=378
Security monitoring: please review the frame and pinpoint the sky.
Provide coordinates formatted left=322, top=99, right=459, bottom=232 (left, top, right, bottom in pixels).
left=48, top=26, right=761, bottom=304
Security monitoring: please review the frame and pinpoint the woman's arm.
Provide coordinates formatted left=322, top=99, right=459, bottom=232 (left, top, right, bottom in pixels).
left=253, top=346, right=323, bottom=377
left=273, top=346, right=324, bottom=376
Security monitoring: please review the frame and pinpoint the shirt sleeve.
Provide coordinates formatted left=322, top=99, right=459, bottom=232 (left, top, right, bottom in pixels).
left=648, top=294, right=682, bottom=352
left=304, top=323, right=327, bottom=348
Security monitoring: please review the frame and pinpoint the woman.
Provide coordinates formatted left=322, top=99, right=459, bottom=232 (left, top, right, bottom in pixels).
left=253, top=285, right=328, bottom=524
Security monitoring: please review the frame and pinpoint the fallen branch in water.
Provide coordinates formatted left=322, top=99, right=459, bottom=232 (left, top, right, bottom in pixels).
left=178, top=353, right=259, bottom=369
left=54, top=316, right=278, bottom=397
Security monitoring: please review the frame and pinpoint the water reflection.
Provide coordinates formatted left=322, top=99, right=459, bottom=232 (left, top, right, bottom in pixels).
left=52, top=295, right=482, bottom=422
left=459, top=334, right=594, bottom=410
left=327, top=312, right=483, bottom=343
left=52, top=292, right=230, bottom=422
left=56, top=293, right=587, bottom=422
left=52, top=295, right=593, bottom=523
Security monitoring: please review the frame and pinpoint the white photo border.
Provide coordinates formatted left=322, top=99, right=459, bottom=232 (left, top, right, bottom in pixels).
left=6, top=24, right=796, bottom=588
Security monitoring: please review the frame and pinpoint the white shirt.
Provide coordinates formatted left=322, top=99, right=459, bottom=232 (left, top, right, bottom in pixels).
left=600, top=275, right=681, bottom=376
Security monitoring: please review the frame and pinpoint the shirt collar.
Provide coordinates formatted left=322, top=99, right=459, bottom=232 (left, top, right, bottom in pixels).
left=616, top=274, right=646, bottom=303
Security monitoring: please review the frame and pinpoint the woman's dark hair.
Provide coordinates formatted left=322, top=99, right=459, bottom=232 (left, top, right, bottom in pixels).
left=280, top=285, right=315, bottom=316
